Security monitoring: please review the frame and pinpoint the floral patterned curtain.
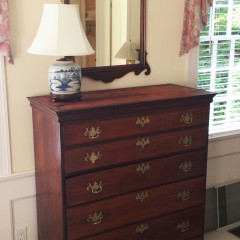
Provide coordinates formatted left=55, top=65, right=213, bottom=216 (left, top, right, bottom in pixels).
left=0, top=0, right=13, bottom=64
left=179, top=0, right=213, bottom=56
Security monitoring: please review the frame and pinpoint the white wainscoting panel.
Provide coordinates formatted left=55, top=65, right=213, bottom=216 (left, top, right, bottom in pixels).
left=11, top=196, right=37, bottom=240
left=206, top=134, right=240, bottom=188
left=0, top=172, right=37, bottom=240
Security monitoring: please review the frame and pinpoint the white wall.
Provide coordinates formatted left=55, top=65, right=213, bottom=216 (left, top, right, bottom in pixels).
left=6, top=0, right=187, bottom=173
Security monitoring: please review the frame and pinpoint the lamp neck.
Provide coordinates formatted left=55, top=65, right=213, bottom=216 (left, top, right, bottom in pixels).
left=57, top=56, right=73, bottom=62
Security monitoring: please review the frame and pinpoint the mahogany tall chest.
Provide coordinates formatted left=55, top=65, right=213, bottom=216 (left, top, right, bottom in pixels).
left=28, top=84, right=215, bottom=240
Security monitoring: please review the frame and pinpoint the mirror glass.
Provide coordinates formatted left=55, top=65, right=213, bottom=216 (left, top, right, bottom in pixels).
left=64, top=0, right=150, bottom=82
left=69, top=0, right=140, bottom=67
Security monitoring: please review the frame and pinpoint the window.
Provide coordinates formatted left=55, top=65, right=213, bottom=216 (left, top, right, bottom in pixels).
left=198, top=0, right=240, bottom=135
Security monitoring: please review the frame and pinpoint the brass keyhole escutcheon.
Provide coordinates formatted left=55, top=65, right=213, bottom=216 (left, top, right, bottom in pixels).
left=136, top=192, right=149, bottom=202
left=136, top=138, right=150, bottom=149
left=137, top=163, right=150, bottom=174
left=180, top=113, right=193, bottom=125
left=136, top=116, right=150, bottom=127
left=177, top=190, right=191, bottom=201
left=84, top=126, right=102, bottom=139
left=136, top=223, right=149, bottom=234
left=179, top=161, right=192, bottom=172
left=85, top=151, right=102, bottom=164
left=179, top=136, right=192, bottom=147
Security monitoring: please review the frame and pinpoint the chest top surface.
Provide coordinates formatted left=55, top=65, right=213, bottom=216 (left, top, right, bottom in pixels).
left=28, top=84, right=215, bottom=119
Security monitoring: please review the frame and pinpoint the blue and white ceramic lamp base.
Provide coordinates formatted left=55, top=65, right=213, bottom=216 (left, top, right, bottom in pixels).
left=48, top=60, right=82, bottom=101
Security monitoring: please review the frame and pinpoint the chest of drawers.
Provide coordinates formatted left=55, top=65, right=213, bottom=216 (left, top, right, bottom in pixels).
left=28, top=84, right=215, bottom=240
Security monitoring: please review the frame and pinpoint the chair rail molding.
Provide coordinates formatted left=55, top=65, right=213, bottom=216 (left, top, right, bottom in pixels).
left=0, top=54, right=12, bottom=175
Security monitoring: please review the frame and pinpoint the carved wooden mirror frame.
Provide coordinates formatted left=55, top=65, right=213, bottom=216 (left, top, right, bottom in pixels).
left=64, top=0, right=150, bottom=83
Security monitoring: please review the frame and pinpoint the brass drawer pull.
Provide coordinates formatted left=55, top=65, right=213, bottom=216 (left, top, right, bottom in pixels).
left=136, top=191, right=149, bottom=202
left=136, top=223, right=149, bottom=234
left=84, top=126, right=102, bottom=139
left=181, top=113, right=193, bottom=125
left=87, top=181, right=103, bottom=194
left=177, top=220, right=190, bottom=232
left=136, top=138, right=150, bottom=149
left=85, top=151, right=102, bottom=164
left=179, top=161, right=192, bottom=172
left=137, top=163, right=150, bottom=174
left=177, top=190, right=191, bottom=201
left=136, top=116, right=150, bottom=127
left=87, top=212, right=103, bottom=225
left=179, top=136, right=192, bottom=147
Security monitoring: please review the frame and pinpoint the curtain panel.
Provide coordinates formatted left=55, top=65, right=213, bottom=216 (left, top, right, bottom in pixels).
left=0, top=0, right=13, bottom=64
left=180, top=0, right=213, bottom=56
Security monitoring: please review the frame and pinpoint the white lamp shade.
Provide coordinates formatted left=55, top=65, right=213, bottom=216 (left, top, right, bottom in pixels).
left=115, top=41, right=138, bottom=60
left=27, top=4, right=95, bottom=56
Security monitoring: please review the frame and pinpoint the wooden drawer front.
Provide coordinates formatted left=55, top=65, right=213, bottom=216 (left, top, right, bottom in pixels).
left=64, top=127, right=208, bottom=174
left=62, top=106, right=209, bottom=147
left=83, top=205, right=204, bottom=240
left=66, top=177, right=205, bottom=239
left=66, top=150, right=207, bottom=206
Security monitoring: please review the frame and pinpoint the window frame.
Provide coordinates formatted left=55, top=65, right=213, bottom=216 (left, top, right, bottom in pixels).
left=0, top=55, right=12, bottom=176
left=188, top=0, right=240, bottom=139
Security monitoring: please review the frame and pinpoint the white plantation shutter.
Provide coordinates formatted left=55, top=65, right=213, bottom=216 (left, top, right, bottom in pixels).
left=198, top=0, right=240, bottom=135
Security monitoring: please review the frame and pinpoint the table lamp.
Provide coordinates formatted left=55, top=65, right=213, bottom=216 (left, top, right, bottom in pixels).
left=27, top=4, right=95, bottom=101
left=115, top=41, right=138, bottom=64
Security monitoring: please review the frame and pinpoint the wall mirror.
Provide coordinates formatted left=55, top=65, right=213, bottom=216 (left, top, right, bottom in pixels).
left=64, top=0, right=150, bottom=82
